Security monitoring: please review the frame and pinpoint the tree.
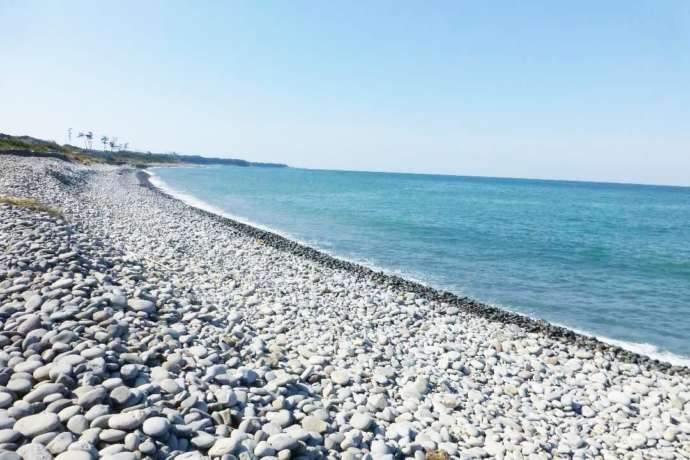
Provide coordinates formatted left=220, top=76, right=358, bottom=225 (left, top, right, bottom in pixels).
left=122, top=142, right=129, bottom=151
left=109, top=137, right=118, bottom=152
left=100, top=135, right=109, bottom=151
left=77, top=132, right=87, bottom=149
left=85, top=131, right=94, bottom=150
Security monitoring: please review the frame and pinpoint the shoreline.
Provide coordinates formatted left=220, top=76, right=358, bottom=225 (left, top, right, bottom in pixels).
left=138, top=168, right=690, bottom=376
left=1, top=154, right=689, bottom=459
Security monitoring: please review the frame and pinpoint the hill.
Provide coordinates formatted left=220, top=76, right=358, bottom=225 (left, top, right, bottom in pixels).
left=0, top=133, right=287, bottom=168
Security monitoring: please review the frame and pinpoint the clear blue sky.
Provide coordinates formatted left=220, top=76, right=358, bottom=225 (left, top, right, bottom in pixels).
left=2, top=1, right=689, bottom=185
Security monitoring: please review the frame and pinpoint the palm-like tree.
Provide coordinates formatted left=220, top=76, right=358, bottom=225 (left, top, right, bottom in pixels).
left=100, top=135, right=109, bottom=151
left=77, top=132, right=87, bottom=149
left=85, top=131, right=94, bottom=150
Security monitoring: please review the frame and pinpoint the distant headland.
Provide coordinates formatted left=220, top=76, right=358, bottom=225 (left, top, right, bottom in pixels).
left=0, top=132, right=288, bottom=168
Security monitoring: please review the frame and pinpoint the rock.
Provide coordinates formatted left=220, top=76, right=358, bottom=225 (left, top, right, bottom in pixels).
left=17, top=443, right=53, bottom=460
left=77, top=387, right=106, bottom=408
left=47, top=432, right=74, bottom=455
left=608, top=390, right=632, bottom=407
left=367, top=393, right=388, bottom=411
left=7, top=379, right=31, bottom=394
left=268, top=434, right=298, bottom=451
left=191, top=431, right=215, bottom=449
left=142, top=417, right=170, bottom=437
left=100, top=428, right=126, bottom=442
left=25, top=294, right=44, bottom=310
left=109, top=387, right=132, bottom=406
left=107, top=410, right=146, bottom=431
left=208, top=437, right=237, bottom=456
left=0, top=453, right=20, bottom=460
left=66, top=415, right=89, bottom=434
left=269, top=410, right=292, bottom=428
left=55, top=453, right=93, bottom=460
left=159, top=379, right=180, bottom=395
left=581, top=406, right=595, bottom=418
left=17, top=314, right=41, bottom=335
left=484, top=440, right=505, bottom=457
left=0, top=429, right=21, bottom=443
left=51, top=278, right=73, bottom=289
left=101, top=453, right=135, bottom=460
left=628, top=433, right=647, bottom=449
left=301, top=416, right=328, bottom=433
left=330, top=370, right=351, bottom=385
left=350, top=413, right=373, bottom=431
left=23, top=383, right=66, bottom=403
left=14, top=413, right=61, bottom=437
left=254, top=440, right=275, bottom=457
left=127, top=298, right=156, bottom=313
left=0, top=392, right=13, bottom=409
left=371, top=440, right=391, bottom=454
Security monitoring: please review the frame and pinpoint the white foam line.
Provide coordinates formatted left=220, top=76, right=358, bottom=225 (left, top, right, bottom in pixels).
left=146, top=168, right=690, bottom=368
left=546, top=319, right=690, bottom=367
left=580, top=331, right=690, bottom=368
left=146, top=167, right=433, bottom=284
left=146, top=168, right=330, bottom=250
left=485, top=300, right=690, bottom=367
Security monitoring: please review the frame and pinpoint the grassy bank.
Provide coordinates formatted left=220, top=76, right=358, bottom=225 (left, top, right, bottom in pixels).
left=0, top=133, right=287, bottom=168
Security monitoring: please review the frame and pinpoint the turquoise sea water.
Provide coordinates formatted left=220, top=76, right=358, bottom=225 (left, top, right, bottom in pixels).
left=151, top=166, right=690, bottom=365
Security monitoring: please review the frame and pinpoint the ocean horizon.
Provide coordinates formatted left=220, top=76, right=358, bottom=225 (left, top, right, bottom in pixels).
left=150, top=164, right=690, bottom=367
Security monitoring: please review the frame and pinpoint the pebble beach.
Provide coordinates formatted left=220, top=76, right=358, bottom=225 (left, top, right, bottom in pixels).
left=1, top=155, right=689, bottom=460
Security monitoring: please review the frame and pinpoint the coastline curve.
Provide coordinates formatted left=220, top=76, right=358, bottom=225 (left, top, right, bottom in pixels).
left=137, top=167, right=690, bottom=376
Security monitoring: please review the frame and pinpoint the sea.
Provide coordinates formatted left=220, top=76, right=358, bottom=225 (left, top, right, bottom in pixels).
left=149, top=165, right=690, bottom=366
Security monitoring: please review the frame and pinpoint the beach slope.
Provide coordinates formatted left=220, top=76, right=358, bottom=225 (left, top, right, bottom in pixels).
left=0, top=154, right=688, bottom=459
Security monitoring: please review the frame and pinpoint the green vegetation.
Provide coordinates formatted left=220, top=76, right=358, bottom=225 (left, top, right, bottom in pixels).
left=0, top=195, right=62, bottom=217
left=0, top=132, right=287, bottom=168
left=0, top=133, right=171, bottom=166
left=0, top=135, right=65, bottom=154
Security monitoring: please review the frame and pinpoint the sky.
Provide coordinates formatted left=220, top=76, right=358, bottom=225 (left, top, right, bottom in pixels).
left=2, top=1, right=690, bottom=186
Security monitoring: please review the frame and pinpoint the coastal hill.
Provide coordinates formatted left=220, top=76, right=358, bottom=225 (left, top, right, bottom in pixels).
left=0, top=132, right=287, bottom=168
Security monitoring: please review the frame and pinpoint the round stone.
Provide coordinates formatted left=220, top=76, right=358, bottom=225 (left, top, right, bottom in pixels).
left=109, top=386, right=132, bottom=406
left=103, top=453, right=137, bottom=460
left=142, top=416, right=170, bottom=437
left=0, top=452, right=20, bottom=460
left=100, top=428, right=127, bottom=442
left=350, top=413, right=373, bottom=431
left=191, top=431, right=216, bottom=449
left=78, top=387, right=107, bottom=408
left=7, top=378, right=31, bottom=394
left=127, top=298, right=155, bottom=313
left=0, top=429, right=21, bottom=443
left=55, top=452, right=96, bottom=460
left=330, top=370, right=351, bottom=385
left=67, top=415, right=89, bottom=434
left=108, top=410, right=146, bottom=430
left=159, top=378, right=181, bottom=395
left=17, top=443, right=52, bottom=460
left=13, top=412, right=61, bottom=437
left=208, top=437, right=238, bottom=456
left=0, top=392, right=13, bottom=409
left=301, top=416, right=328, bottom=433
left=268, top=433, right=298, bottom=451
left=608, top=390, right=632, bottom=407
left=46, top=431, right=74, bottom=454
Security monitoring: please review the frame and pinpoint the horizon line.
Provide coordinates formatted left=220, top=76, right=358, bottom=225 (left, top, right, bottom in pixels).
left=272, top=164, right=690, bottom=190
